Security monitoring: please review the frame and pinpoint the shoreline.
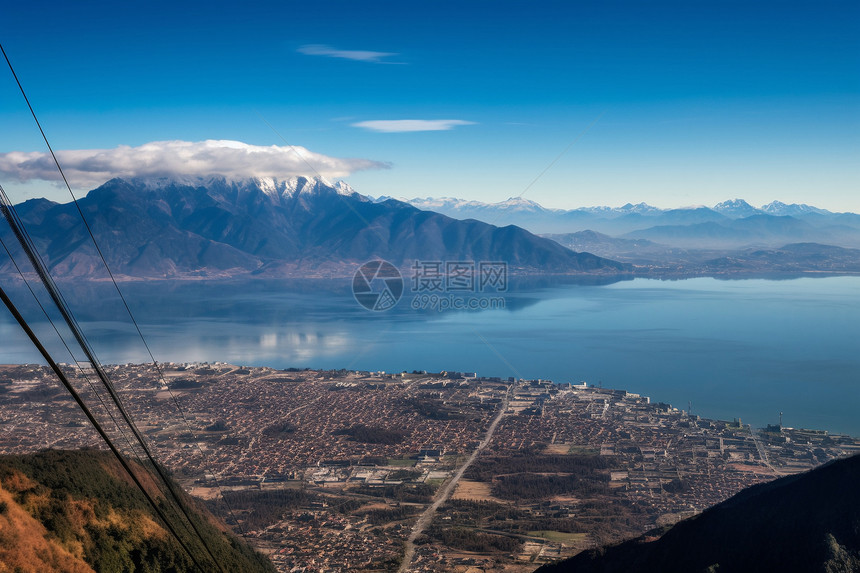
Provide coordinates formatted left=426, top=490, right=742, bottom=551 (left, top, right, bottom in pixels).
left=8, top=360, right=857, bottom=441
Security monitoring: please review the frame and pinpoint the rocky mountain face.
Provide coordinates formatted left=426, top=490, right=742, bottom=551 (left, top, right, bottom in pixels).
left=2, top=176, right=629, bottom=279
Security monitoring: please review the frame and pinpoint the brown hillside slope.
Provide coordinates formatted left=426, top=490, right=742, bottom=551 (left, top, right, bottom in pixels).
left=0, top=481, right=94, bottom=573
left=0, top=449, right=275, bottom=573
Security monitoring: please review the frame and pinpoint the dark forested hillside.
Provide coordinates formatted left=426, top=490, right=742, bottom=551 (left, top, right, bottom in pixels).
left=536, top=454, right=860, bottom=573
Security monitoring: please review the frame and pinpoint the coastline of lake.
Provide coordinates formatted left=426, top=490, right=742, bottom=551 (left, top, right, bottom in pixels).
left=1, top=275, right=858, bottom=436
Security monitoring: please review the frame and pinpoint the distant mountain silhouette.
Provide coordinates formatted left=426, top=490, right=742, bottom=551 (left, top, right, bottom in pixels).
left=624, top=214, right=840, bottom=248
left=535, top=454, right=860, bottom=573
left=2, top=176, right=629, bottom=279
left=544, top=230, right=660, bottom=251
left=543, top=230, right=860, bottom=274
left=700, top=243, right=860, bottom=274
left=397, top=195, right=860, bottom=245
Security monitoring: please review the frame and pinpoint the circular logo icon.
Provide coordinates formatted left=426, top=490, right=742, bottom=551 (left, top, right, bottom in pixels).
left=352, top=260, right=403, bottom=311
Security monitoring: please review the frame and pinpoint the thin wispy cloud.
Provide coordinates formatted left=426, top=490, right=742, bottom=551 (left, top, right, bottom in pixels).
left=352, top=119, right=476, bottom=133
left=297, top=44, right=399, bottom=63
left=0, top=140, right=389, bottom=188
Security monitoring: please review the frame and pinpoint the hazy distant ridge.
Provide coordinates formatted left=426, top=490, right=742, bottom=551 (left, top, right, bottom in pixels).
left=397, top=196, right=860, bottom=246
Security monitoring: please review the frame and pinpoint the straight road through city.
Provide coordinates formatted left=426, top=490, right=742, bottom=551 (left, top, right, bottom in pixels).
left=398, top=386, right=511, bottom=572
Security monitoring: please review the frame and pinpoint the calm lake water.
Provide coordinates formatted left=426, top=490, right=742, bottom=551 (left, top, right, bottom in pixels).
left=2, top=275, right=858, bottom=436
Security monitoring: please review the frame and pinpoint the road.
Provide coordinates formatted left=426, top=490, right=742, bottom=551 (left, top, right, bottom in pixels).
left=398, top=386, right=511, bottom=573
left=749, top=427, right=778, bottom=474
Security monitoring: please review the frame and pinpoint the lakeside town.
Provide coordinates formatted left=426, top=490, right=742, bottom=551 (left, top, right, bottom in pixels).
left=0, top=363, right=858, bottom=572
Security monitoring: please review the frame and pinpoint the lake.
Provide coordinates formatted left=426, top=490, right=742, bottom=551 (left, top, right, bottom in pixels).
left=1, top=275, right=858, bottom=436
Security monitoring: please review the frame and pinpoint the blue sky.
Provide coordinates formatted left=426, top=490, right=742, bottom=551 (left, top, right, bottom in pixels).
left=1, top=0, right=858, bottom=210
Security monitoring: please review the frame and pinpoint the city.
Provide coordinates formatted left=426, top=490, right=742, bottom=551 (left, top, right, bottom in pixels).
left=1, top=363, right=856, bottom=572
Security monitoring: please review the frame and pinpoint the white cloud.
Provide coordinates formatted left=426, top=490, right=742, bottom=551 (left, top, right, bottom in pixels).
left=0, top=140, right=389, bottom=188
left=297, top=44, right=399, bottom=63
left=352, top=119, right=476, bottom=133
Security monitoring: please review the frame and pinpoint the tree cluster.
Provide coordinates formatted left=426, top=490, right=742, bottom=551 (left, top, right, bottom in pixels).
left=333, top=424, right=405, bottom=445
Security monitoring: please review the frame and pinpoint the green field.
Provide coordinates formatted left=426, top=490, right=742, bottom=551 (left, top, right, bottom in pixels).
left=260, top=480, right=304, bottom=490
left=528, top=531, right=589, bottom=543
left=567, top=445, right=599, bottom=455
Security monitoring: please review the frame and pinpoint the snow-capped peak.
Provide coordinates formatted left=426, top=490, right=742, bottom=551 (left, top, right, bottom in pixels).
left=760, top=200, right=831, bottom=216
left=256, top=176, right=365, bottom=200
left=404, top=196, right=489, bottom=209
left=712, top=199, right=761, bottom=218
left=254, top=176, right=279, bottom=197
left=333, top=180, right=356, bottom=196
left=121, top=174, right=367, bottom=202
left=618, top=202, right=660, bottom=214
left=576, top=202, right=659, bottom=216
left=495, top=197, right=548, bottom=212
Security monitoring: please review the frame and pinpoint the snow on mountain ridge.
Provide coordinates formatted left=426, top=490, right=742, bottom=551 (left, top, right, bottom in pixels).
left=405, top=196, right=491, bottom=209
left=397, top=196, right=842, bottom=218
left=760, top=201, right=831, bottom=216
left=118, top=179, right=840, bottom=219
left=400, top=196, right=557, bottom=212
left=576, top=202, right=661, bottom=215
left=124, top=174, right=365, bottom=201
left=496, top=197, right=554, bottom=212
left=713, top=198, right=761, bottom=217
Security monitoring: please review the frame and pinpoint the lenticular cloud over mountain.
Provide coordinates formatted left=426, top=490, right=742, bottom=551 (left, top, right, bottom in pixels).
left=0, top=139, right=389, bottom=188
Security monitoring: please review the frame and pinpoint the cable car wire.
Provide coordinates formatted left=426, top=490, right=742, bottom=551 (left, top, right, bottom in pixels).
left=1, top=44, right=228, bottom=572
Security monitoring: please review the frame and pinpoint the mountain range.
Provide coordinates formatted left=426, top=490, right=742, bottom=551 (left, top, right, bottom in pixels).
left=395, top=196, right=860, bottom=247
left=1, top=176, right=628, bottom=279
left=545, top=230, right=860, bottom=275
left=4, top=177, right=859, bottom=280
